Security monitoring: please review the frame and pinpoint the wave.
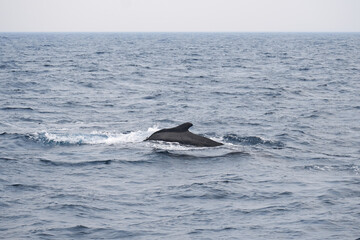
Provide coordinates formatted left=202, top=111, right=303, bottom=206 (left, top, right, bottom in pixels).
left=27, top=126, right=160, bottom=146
left=38, top=158, right=153, bottom=167
left=42, top=225, right=142, bottom=239
left=39, top=159, right=112, bottom=167
left=0, top=132, right=25, bottom=140
left=0, top=107, right=34, bottom=111
left=7, top=183, right=41, bottom=191
left=298, top=164, right=359, bottom=175
left=223, top=134, right=285, bottom=148
left=0, top=157, right=18, bottom=162
left=153, top=149, right=248, bottom=159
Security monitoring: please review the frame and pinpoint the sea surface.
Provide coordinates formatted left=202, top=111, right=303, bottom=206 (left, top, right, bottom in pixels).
left=0, top=33, right=359, bottom=239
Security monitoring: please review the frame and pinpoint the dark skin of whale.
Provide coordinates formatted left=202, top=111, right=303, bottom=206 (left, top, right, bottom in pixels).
left=145, top=122, right=223, bottom=147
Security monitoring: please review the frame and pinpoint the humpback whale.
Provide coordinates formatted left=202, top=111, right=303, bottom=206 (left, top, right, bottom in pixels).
left=145, top=122, right=223, bottom=147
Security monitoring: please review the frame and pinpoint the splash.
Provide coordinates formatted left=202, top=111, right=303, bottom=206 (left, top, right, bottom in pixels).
left=30, top=126, right=160, bottom=146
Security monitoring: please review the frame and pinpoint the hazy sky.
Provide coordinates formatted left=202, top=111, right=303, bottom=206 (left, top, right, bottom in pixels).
left=0, top=0, right=359, bottom=32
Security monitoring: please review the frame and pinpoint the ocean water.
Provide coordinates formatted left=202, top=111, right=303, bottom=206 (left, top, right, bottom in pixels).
left=0, top=33, right=359, bottom=239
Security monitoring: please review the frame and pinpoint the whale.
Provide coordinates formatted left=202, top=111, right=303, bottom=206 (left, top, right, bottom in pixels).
left=145, top=122, right=223, bottom=147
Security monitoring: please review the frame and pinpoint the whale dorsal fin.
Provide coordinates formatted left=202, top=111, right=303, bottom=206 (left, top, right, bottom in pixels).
left=166, top=122, right=193, bottom=132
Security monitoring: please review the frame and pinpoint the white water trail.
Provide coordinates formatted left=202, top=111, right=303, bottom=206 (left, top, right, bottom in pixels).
left=32, top=126, right=160, bottom=145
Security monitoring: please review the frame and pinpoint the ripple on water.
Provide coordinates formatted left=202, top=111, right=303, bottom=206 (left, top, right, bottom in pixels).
left=1, top=33, right=360, bottom=240
left=40, top=225, right=146, bottom=239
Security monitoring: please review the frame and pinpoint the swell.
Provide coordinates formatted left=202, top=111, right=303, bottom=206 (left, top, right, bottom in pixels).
left=223, top=134, right=285, bottom=149
left=38, top=158, right=153, bottom=167
left=0, top=107, right=34, bottom=111
left=169, top=180, right=294, bottom=201
left=0, top=132, right=27, bottom=141
left=39, top=159, right=112, bottom=167
left=6, top=183, right=41, bottom=191
left=295, top=164, right=359, bottom=175
left=153, top=149, right=249, bottom=159
left=35, top=225, right=145, bottom=239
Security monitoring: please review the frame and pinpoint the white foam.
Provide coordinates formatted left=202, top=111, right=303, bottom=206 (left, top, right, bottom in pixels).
left=147, top=141, right=203, bottom=151
left=34, top=125, right=160, bottom=145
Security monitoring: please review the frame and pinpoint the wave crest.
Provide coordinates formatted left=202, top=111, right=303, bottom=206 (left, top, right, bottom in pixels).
left=28, top=127, right=159, bottom=146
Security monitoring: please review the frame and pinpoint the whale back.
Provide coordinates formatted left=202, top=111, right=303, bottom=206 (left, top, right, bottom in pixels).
left=145, top=122, right=223, bottom=147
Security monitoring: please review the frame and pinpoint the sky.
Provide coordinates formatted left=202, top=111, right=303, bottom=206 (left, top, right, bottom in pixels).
left=0, top=0, right=359, bottom=32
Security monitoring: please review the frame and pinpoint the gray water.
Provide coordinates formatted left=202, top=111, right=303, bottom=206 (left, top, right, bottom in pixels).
left=0, top=33, right=360, bottom=239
